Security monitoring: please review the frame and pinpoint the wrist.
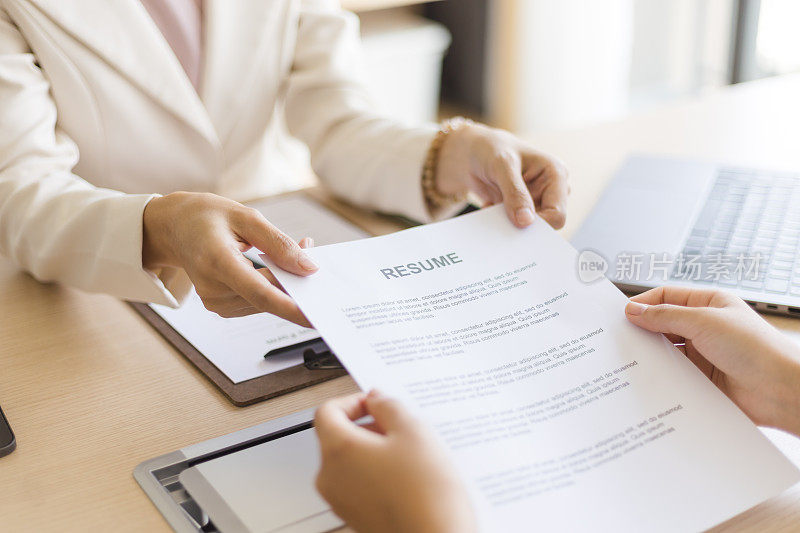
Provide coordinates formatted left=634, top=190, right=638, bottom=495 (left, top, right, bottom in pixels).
left=434, top=123, right=476, bottom=197
left=423, top=119, right=476, bottom=211
left=401, top=504, right=475, bottom=533
left=422, top=498, right=477, bottom=533
left=773, top=353, right=800, bottom=436
left=404, top=481, right=477, bottom=533
left=142, top=195, right=178, bottom=270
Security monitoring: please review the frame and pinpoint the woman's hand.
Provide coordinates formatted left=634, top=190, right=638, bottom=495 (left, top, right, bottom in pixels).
left=626, top=286, right=800, bottom=436
left=435, top=122, right=569, bottom=229
left=142, top=191, right=315, bottom=324
left=314, top=390, right=476, bottom=533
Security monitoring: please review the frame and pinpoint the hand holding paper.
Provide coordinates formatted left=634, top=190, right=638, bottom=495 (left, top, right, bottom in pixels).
left=626, top=285, right=800, bottom=436
left=266, top=207, right=799, bottom=532
left=314, top=390, right=477, bottom=533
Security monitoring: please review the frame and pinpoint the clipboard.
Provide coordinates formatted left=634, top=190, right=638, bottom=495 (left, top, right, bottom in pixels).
left=130, top=302, right=347, bottom=407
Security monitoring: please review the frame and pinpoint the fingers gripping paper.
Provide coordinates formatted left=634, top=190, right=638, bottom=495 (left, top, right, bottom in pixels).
left=266, top=206, right=799, bottom=532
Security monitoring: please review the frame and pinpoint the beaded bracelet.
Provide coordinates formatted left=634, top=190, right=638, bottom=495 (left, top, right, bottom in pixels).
left=422, top=116, right=474, bottom=209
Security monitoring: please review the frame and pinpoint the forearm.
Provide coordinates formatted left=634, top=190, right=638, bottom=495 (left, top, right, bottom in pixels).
left=289, top=99, right=438, bottom=222
left=0, top=164, right=178, bottom=300
left=285, top=5, right=439, bottom=223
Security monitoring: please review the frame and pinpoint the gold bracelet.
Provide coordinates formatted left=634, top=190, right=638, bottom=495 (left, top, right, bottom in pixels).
left=422, top=117, right=474, bottom=209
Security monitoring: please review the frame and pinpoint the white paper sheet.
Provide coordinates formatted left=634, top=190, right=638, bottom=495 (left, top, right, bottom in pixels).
left=149, top=195, right=368, bottom=383
left=268, top=206, right=800, bottom=532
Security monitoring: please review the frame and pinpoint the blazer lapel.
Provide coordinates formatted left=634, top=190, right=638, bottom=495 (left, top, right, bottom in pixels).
left=24, top=0, right=220, bottom=149
left=201, top=0, right=291, bottom=146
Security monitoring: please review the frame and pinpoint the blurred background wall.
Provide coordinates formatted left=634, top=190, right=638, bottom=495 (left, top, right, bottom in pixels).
left=352, top=0, right=800, bottom=133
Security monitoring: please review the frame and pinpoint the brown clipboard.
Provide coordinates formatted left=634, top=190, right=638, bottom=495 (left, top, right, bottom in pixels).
left=126, top=190, right=407, bottom=406
left=130, top=301, right=347, bottom=406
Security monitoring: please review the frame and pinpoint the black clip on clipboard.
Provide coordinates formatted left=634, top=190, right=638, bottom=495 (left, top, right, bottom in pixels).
left=264, top=337, right=344, bottom=370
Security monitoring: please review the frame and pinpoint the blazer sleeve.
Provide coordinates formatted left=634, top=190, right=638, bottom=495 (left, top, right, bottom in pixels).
left=285, top=0, right=452, bottom=224
left=0, top=10, right=182, bottom=306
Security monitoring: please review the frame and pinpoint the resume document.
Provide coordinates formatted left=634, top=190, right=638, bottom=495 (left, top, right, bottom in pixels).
left=268, top=206, right=799, bottom=532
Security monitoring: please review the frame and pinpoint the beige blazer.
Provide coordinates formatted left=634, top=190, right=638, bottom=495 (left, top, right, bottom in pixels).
left=0, top=0, right=436, bottom=306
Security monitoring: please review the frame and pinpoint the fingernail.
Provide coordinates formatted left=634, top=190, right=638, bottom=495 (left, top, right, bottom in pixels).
left=626, top=302, right=648, bottom=316
left=298, top=253, right=318, bottom=272
left=306, top=237, right=314, bottom=248
left=515, top=207, right=535, bottom=226
left=368, top=389, right=385, bottom=399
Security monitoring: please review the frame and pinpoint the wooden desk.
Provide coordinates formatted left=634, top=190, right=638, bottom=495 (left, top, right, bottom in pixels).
left=2, top=75, right=800, bottom=531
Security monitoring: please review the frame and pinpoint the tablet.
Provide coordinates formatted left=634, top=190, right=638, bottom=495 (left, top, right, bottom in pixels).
left=178, top=428, right=342, bottom=533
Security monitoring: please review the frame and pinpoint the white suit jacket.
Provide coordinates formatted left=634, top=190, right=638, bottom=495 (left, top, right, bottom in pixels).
left=0, top=0, right=437, bottom=306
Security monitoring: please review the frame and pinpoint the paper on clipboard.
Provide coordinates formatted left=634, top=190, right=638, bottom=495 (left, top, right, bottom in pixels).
left=149, top=195, right=368, bottom=383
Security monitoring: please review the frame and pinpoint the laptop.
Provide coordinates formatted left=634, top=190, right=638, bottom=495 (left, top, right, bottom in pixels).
left=571, top=155, right=800, bottom=316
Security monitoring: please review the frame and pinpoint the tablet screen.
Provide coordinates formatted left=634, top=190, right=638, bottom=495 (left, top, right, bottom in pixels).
left=179, top=429, right=341, bottom=533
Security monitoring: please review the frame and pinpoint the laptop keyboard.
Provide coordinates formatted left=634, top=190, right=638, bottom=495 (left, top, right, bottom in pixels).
left=672, top=168, right=800, bottom=295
